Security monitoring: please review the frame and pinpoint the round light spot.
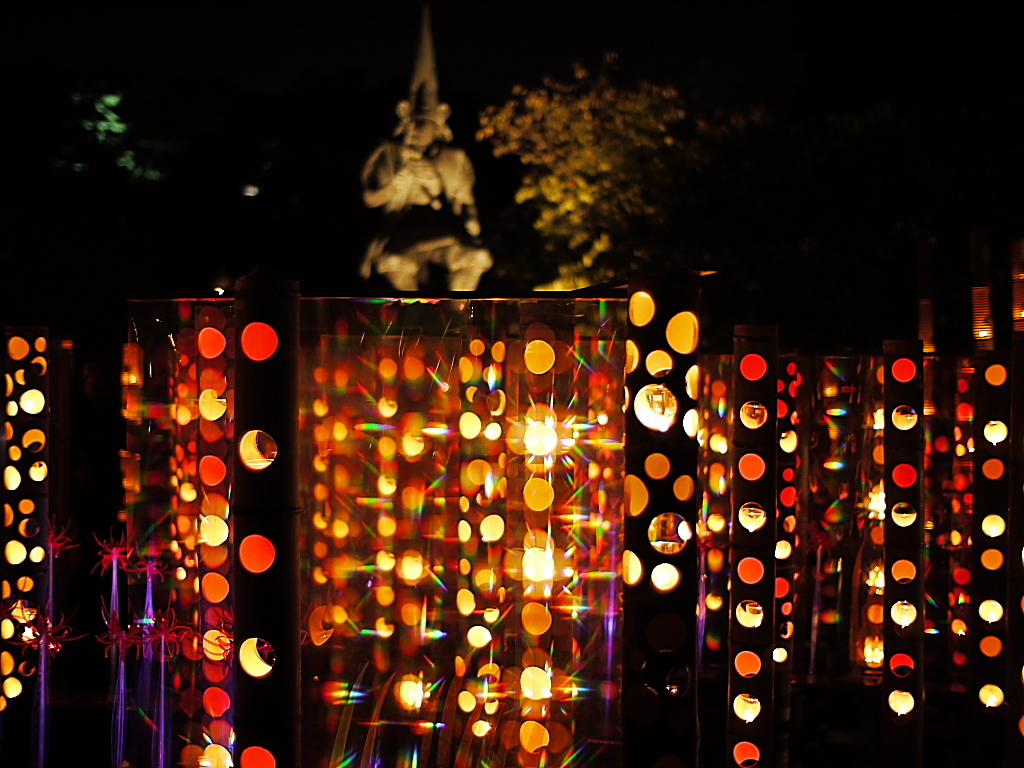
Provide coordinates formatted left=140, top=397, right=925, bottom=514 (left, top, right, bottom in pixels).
left=981, top=548, right=1004, bottom=570
left=634, top=384, right=678, bottom=432
left=739, top=354, right=767, bottom=381
left=891, top=503, right=917, bottom=527
left=467, top=625, right=492, bottom=648
left=5, top=540, right=27, bottom=565
left=239, top=534, right=276, bottom=573
left=733, top=693, right=761, bottom=723
left=202, top=573, right=230, bottom=603
left=891, top=358, right=916, bottom=383
left=891, top=464, right=917, bottom=488
left=199, top=455, right=227, bottom=487
left=239, top=637, right=275, bottom=678
left=735, top=650, right=762, bottom=678
left=459, top=412, right=482, bottom=440
left=480, top=514, right=504, bottom=542
left=981, top=514, right=1006, bottom=537
left=984, top=364, right=1007, bottom=386
left=737, top=453, right=766, bottom=482
left=891, top=405, right=918, bottom=430
left=737, top=557, right=765, bottom=585
left=666, top=311, right=699, bottom=354
left=199, top=389, right=228, bottom=421
left=622, top=550, right=644, bottom=587
left=624, top=475, right=649, bottom=516
left=198, top=327, right=227, bottom=359
left=739, top=401, right=769, bottom=430
left=891, top=600, right=917, bottom=627
left=651, top=563, right=681, bottom=593
left=240, top=746, right=276, bottom=768
left=3, top=467, right=21, bottom=492
left=738, top=502, right=766, bottom=533
left=982, top=458, right=1004, bottom=481
left=644, top=453, right=671, bottom=480
left=983, top=420, right=1008, bottom=444
left=524, top=477, right=554, bottom=511
left=522, top=602, right=552, bottom=635
left=648, top=513, right=692, bottom=555
left=979, top=599, right=1004, bottom=623
left=519, top=721, right=550, bottom=753
left=8, top=337, right=29, bottom=361
left=524, top=340, right=555, bottom=375
left=200, top=515, right=229, bottom=546
left=521, top=666, right=552, bottom=699
left=625, top=340, right=640, bottom=374
left=239, top=430, right=278, bottom=471
left=736, top=600, right=764, bottom=629
left=19, top=389, right=45, bottom=415
left=646, top=349, right=673, bottom=377
left=629, top=292, right=656, bottom=327
left=980, top=684, right=1004, bottom=708
left=28, top=461, right=47, bottom=482
left=888, top=690, right=914, bottom=715
left=523, top=420, right=557, bottom=455
left=979, top=636, right=1003, bottom=658
left=733, top=741, right=760, bottom=767
left=241, top=322, right=278, bottom=361
left=891, top=560, right=916, bottom=584
left=673, top=475, right=694, bottom=502
left=21, top=429, right=45, bottom=453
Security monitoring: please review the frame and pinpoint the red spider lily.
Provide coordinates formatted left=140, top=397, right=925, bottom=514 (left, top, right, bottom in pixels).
left=141, top=607, right=191, bottom=657
left=49, top=523, right=79, bottom=558
left=132, top=556, right=171, bottom=582
left=14, top=610, right=86, bottom=658
left=93, top=533, right=133, bottom=576
left=97, top=601, right=142, bottom=659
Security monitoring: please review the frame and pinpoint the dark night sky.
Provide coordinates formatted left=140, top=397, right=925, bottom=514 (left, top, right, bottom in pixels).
left=2, top=4, right=1022, bottom=345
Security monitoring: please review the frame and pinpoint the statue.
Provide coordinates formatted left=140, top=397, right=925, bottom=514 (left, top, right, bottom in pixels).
left=359, top=7, right=492, bottom=291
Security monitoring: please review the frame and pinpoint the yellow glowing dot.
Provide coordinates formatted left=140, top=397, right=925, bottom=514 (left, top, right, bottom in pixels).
left=28, top=547, right=45, bottom=564
left=980, top=684, right=1004, bottom=708
left=521, top=602, right=552, bottom=635
left=646, top=349, right=674, bottom=377
left=524, top=420, right=558, bottom=455
left=398, top=551, right=425, bottom=583
left=635, top=384, right=679, bottom=432
left=5, top=541, right=27, bottom=566
left=458, top=690, right=477, bottom=713
left=521, top=666, right=552, bottom=699
left=524, top=477, right=555, bottom=511
left=19, top=389, right=45, bottom=415
left=981, top=514, right=1006, bottom=537
left=666, top=311, right=699, bottom=354
left=377, top=515, right=397, bottom=537
left=891, top=503, right=917, bottom=527
left=629, top=291, right=656, bottom=326
left=522, top=548, right=555, bottom=582
left=376, top=587, right=395, bottom=606
left=519, top=721, right=551, bottom=753
left=239, top=430, right=278, bottom=471
left=376, top=550, right=396, bottom=571
left=375, top=617, right=394, bottom=638
left=27, top=461, right=47, bottom=482
left=3, top=467, right=21, bottom=492
left=467, top=625, right=492, bottom=648
left=396, top=674, right=425, bottom=711
left=780, top=430, right=798, bottom=453
left=645, top=452, right=671, bottom=480
left=736, top=600, right=764, bottom=629
left=706, top=593, right=724, bottom=611
left=891, top=600, right=917, bottom=627
left=651, top=563, right=681, bottom=593
left=622, top=550, right=644, bottom=587
left=982, top=420, right=1008, bottom=445
left=773, top=647, right=789, bottom=663
left=332, top=519, right=349, bottom=539
left=0, top=653, right=12, bottom=676
left=979, top=599, right=1004, bottom=623
left=378, top=435, right=397, bottom=458
left=458, top=519, right=472, bottom=543
left=377, top=475, right=397, bottom=496
left=471, top=720, right=491, bottom=737
left=888, top=690, right=914, bottom=716
left=682, top=409, right=699, bottom=438
left=625, top=340, right=640, bottom=373
left=458, top=411, right=482, bottom=440
left=480, top=514, right=504, bottom=542
left=199, top=516, right=229, bottom=546
left=673, top=475, right=695, bottom=502
left=707, top=513, right=726, bottom=533
left=483, top=422, right=502, bottom=440
left=775, top=540, right=792, bottom=560
left=378, top=398, right=398, bottom=418
left=709, top=433, right=729, bottom=454
left=738, top=502, right=766, bottom=533
left=474, top=568, right=497, bottom=591
left=401, top=602, right=422, bottom=626
left=733, top=693, right=761, bottom=723
left=203, top=629, right=230, bottom=662
left=457, top=589, right=476, bottom=616
left=524, top=340, right=556, bottom=375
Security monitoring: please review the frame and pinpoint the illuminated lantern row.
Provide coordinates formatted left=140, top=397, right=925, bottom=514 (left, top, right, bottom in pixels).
left=882, top=341, right=924, bottom=763
left=195, top=305, right=236, bottom=761
left=698, top=353, right=733, bottom=669
left=946, top=358, right=975, bottom=683
left=232, top=276, right=298, bottom=768
left=773, top=355, right=801, bottom=759
left=727, top=326, right=777, bottom=768
left=623, top=275, right=701, bottom=767
left=1007, top=247, right=1024, bottom=743
left=2, top=329, right=50, bottom=714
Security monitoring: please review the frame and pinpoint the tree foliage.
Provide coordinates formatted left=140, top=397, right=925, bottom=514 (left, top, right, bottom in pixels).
left=478, top=61, right=698, bottom=288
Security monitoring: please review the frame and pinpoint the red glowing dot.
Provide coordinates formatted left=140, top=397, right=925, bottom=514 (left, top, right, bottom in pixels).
left=241, top=746, right=277, bottom=768
left=734, top=741, right=761, bottom=767
left=241, top=322, right=279, bottom=362
left=788, top=380, right=799, bottom=399
left=955, top=402, right=974, bottom=422
left=953, top=567, right=971, bottom=586
left=737, top=557, right=765, bottom=585
left=892, top=463, right=917, bottom=488
left=782, top=468, right=794, bottom=482
left=198, top=327, right=227, bottom=359
left=734, top=650, right=762, bottom=677
left=740, top=354, right=768, bottom=381
left=239, top=534, right=276, bottom=574
left=776, top=577, right=790, bottom=599
left=934, top=435, right=950, bottom=453
left=787, top=362, right=797, bottom=376
left=890, top=653, right=915, bottom=675
left=891, top=358, right=916, bottom=383
left=952, top=651, right=967, bottom=666
left=777, top=399, right=789, bottom=419
left=779, top=486, right=796, bottom=508
left=738, top=453, right=766, bottom=482
left=202, top=572, right=230, bottom=603
left=199, top=455, right=227, bottom=487
left=203, top=686, right=232, bottom=718
left=781, top=601, right=793, bottom=615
